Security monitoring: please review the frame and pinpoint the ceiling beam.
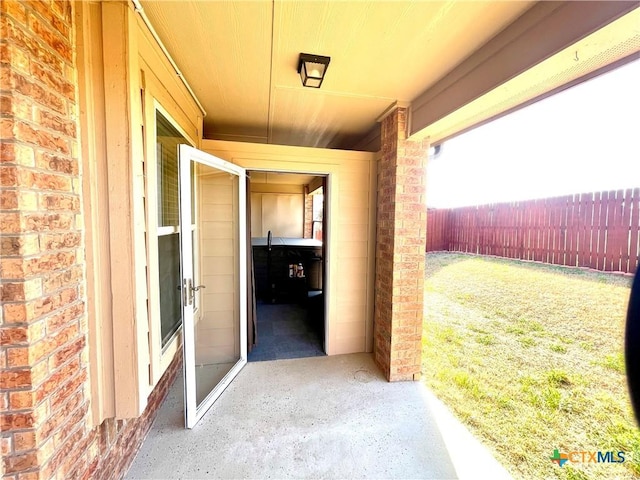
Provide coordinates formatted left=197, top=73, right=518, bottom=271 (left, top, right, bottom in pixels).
left=410, top=1, right=639, bottom=140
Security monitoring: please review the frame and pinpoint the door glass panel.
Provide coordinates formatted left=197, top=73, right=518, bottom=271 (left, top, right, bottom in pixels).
left=194, top=165, right=241, bottom=405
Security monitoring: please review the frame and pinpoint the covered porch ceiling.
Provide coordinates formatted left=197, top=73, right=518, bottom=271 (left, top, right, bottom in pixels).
left=139, top=1, right=639, bottom=150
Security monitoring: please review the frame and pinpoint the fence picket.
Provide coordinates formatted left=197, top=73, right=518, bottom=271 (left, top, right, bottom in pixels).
left=566, top=195, right=575, bottom=266
left=629, top=188, right=640, bottom=274
left=604, top=190, right=617, bottom=271
left=590, top=192, right=600, bottom=269
left=613, top=190, right=625, bottom=271
left=553, top=198, right=563, bottom=265
left=526, top=202, right=533, bottom=261
left=598, top=191, right=609, bottom=270
left=621, top=189, right=633, bottom=273
left=426, top=188, right=639, bottom=274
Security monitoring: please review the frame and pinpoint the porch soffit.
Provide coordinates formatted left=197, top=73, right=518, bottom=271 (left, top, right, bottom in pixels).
left=410, top=3, right=640, bottom=145
left=138, top=1, right=638, bottom=150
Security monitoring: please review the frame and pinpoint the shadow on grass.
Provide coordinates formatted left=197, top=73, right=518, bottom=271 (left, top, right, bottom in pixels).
left=425, top=252, right=476, bottom=278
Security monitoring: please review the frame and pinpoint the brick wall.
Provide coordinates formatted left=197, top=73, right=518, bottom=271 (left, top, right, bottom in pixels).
left=1, top=2, right=180, bottom=478
left=303, top=186, right=312, bottom=239
left=0, top=0, right=91, bottom=477
left=89, top=353, right=181, bottom=480
left=374, top=107, right=428, bottom=381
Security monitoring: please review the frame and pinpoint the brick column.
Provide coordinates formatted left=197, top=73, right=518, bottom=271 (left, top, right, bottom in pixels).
left=0, top=1, right=94, bottom=477
left=303, top=186, right=313, bottom=238
left=374, top=107, right=429, bottom=381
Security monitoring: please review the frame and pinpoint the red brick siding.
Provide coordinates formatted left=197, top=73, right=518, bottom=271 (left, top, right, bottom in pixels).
left=1, top=1, right=88, bottom=477
left=89, top=353, right=181, bottom=480
left=1, top=2, right=180, bottom=478
left=303, top=186, right=313, bottom=239
left=374, top=107, right=428, bottom=381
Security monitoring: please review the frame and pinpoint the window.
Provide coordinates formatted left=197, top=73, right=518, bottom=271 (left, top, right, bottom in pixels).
left=155, top=111, right=189, bottom=346
left=312, top=187, right=324, bottom=241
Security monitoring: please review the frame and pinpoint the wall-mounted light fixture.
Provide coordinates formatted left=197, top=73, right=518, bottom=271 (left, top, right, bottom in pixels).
left=297, top=53, right=331, bottom=88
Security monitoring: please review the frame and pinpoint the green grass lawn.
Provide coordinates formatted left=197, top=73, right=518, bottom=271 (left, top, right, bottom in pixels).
left=422, top=252, right=639, bottom=480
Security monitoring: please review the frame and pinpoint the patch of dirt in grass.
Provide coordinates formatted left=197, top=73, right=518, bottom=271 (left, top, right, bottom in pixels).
left=422, top=253, right=638, bottom=480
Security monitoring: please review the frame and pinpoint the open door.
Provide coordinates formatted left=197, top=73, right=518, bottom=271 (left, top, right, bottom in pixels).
left=179, top=145, right=247, bottom=428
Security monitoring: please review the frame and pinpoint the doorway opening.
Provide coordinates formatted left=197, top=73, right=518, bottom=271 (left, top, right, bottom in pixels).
left=247, top=171, right=327, bottom=361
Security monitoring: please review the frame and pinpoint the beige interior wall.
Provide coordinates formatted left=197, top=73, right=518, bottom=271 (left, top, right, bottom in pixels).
left=251, top=192, right=304, bottom=237
left=202, top=140, right=377, bottom=355
left=249, top=183, right=304, bottom=237
left=195, top=169, right=240, bottom=365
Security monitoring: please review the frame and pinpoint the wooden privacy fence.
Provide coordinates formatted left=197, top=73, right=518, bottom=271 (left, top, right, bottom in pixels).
left=426, top=188, right=640, bottom=274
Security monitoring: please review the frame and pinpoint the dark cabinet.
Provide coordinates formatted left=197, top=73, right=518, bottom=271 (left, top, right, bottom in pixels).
left=252, top=243, right=322, bottom=303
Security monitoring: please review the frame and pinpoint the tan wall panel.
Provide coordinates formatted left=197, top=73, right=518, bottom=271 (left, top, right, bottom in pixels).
left=340, top=171, right=368, bottom=183
left=338, top=192, right=370, bottom=209
left=336, top=320, right=367, bottom=340
left=196, top=345, right=236, bottom=364
left=201, top=205, right=234, bottom=222
left=336, top=257, right=368, bottom=279
left=202, top=185, right=233, bottom=203
left=250, top=194, right=262, bottom=235
left=337, top=225, right=370, bottom=243
left=197, top=310, right=234, bottom=329
left=201, top=221, right=233, bottom=239
left=202, top=239, right=235, bottom=257
left=197, top=171, right=239, bottom=364
left=202, top=173, right=234, bottom=185
left=202, top=256, right=234, bottom=275
left=202, top=274, right=234, bottom=293
left=336, top=290, right=368, bottom=307
left=338, top=207, right=370, bottom=226
left=76, top=0, right=116, bottom=423
left=336, top=241, right=369, bottom=259
left=202, top=294, right=235, bottom=312
left=331, top=305, right=366, bottom=324
left=335, top=338, right=366, bottom=355
left=197, top=327, right=235, bottom=348
left=250, top=183, right=304, bottom=194
left=257, top=193, right=303, bottom=237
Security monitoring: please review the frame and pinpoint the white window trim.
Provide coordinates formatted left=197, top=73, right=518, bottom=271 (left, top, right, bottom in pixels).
left=144, top=100, right=198, bottom=388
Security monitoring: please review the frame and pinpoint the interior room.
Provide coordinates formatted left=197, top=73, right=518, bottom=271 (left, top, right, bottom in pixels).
left=247, top=171, right=327, bottom=361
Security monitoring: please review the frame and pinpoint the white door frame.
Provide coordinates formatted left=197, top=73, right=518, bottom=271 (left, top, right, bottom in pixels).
left=179, top=144, right=247, bottom=429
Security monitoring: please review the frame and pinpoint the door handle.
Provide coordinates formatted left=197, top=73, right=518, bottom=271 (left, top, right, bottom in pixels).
left=187, top=278, right=194, bottom=306
left=183, top=278, right=190, bottom=306
left=183, top=280, right=205, bottom=307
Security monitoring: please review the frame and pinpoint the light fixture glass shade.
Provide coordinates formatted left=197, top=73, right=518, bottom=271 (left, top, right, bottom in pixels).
left=298, top=53, right=330, bottom=88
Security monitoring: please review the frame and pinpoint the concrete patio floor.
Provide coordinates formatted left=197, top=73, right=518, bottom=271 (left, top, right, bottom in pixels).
left=126, top=353, right=511, bottom=479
